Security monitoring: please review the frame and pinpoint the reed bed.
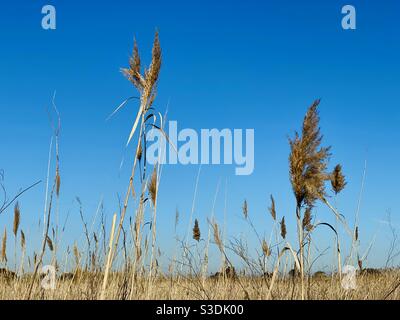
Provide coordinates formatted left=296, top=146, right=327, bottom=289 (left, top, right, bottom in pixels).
left=0, top=271, right=399, bottom=300
left=0, top=32, right=399, bottom=300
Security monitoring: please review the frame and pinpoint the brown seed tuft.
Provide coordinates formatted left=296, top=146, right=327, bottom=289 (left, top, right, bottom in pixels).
left=358, top=258, right=363, bottom=271
left=73, top=243, right=80, bottom=267
left=280, top=217, right=287, bottom=239
left=331, top=164, right=346, bottom=195
left=122, top=38, right=144, bottom=91
left=1, top=228, right=7, bottom=263
left=262, top=239, right=271, bottom=257
left=268, top=195, right=276, bottom=221
left=121, top=31, right=161, bottom=113
left=302, top=207, right=313, bottom=232
left=192, top=219, right=201, bottom=242
left=145, top=31, right=162, bottom=89
left=175, top=208, right=179, bottom=231
left=91, top=252, right=96, bottom=270
left=13, top=202, right=20, bottom=237
left=242, top=200, right=248, bottom=219
left=56, top=169, right=61, bottom=197
left=20, top=230, right=26, bottom=249
left=137, top=141, right=143, bottom=162
left=148, top=168, right=158, bottom=206
left=46, top=236, right=54, bottom=251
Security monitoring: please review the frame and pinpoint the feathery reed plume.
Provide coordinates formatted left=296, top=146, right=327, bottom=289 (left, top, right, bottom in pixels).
left=280, top=217, right=287, bottom=239
left=1, top=228, right=7, bottom=262
left=73, top=243, right=80, bottom=268
left=122, top=31, right=162, bottom=145
left=302, top=207, right=313, bottom=232
left=212, top=221, right=223, bottom=253
left=242, top=200, right=248, bottom=219
left=13, top=202, right=20, bottom=237
left=262, top=239, right=271, bottom=257
left=122, top=39, right=143, bottom=90
left=146, top=31, right=162, bottom=88
left=46, top=236, right=54, bottom=251
left=20, top=230, right=26, bottom=249
left=268, top=195, right=276, bottom=221
left=289, top=100, right=331, bottom=208
left=148, top=167, right=158, bottom=206
left=331, top=164, right=346, bottom=195
left=193, top=219, right=201, bottom=242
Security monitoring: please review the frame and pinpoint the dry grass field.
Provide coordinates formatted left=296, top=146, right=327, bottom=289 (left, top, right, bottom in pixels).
left=1, top=271, right=399, bottom=300
left=1, top=32, right=399, bottom=300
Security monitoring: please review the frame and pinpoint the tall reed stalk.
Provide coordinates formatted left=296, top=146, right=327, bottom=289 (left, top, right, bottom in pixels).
left=100, top=213, right=117, bottom=300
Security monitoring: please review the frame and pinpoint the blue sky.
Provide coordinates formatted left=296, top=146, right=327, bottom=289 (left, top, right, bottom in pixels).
left=0, top=0, right=399, bottom=272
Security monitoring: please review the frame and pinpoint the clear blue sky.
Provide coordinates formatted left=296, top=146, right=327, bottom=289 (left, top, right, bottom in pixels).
left=0, top=0, right=399, bottom=272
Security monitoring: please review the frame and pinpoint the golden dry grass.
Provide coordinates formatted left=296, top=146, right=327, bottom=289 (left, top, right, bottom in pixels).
left=0, top=271, right=399, bottom=300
